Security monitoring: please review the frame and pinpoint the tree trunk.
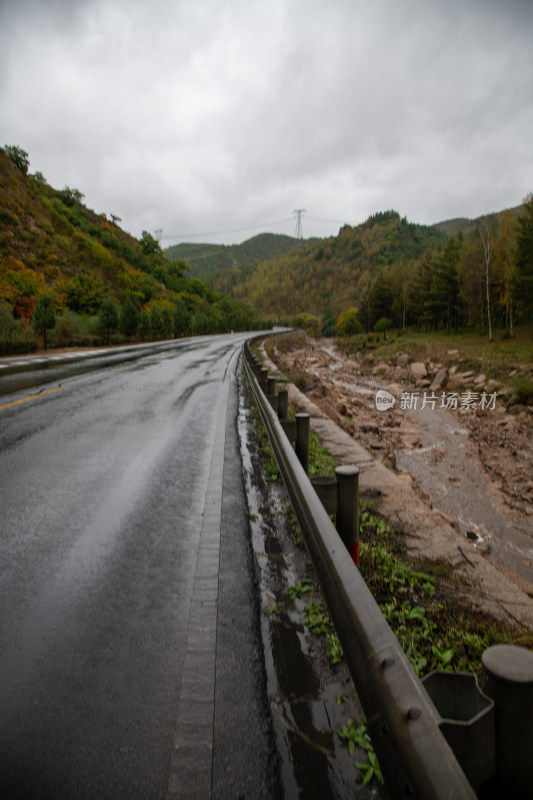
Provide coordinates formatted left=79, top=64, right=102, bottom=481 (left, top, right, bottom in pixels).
left=479, top=279, right=485, bottom=335
left=485, top=262, right=493, bottom=342
left=479, top=220, right=493, bottom=342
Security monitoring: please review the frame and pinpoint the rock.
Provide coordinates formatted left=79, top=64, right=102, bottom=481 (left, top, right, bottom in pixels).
left=395, top=367, right=409, bottom=381
left=486, top=379, right=502, bottom=393
left=474, top=374, right=486, bottom=385
left=401, top=433, right=421, bottom=448
left=417, top=379, right=432, bottom=389
left=373, top=362, right=390, bottom=375
left=409, top=362, right=427, bottom=381
left=509, top=404, right=529, bottom=416
left=430, top=367, right=449, bottom=391
left=449, top=365, right=458, bottom=376
left=447, top=349, right=459, bottom=356
left=461, top=370, right=475, bottom=379
left=385, top=382, right=404, bottom=396
left=360, top=423, right=380, bottom=434
left=396, top=352, right=410, bottom=367
left=445, top=376, right=466, bottom=391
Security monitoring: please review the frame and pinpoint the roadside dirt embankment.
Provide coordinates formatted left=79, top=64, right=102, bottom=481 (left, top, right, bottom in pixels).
left=262, top=333, right=533, bottom=634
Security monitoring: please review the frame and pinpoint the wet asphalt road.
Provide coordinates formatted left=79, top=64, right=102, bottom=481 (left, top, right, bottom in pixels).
left=0, top=335, right=279, bottom=799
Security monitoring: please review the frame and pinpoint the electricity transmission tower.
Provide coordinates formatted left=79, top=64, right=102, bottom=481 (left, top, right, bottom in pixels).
left=293, top=209, right=306, bottom=239
left=154, top=228, right=163, bottom=246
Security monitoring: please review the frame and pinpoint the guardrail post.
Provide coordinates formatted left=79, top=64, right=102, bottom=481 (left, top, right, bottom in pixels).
left=280, top=418, right=297, bottom=442
left=335, top=465, right=360, bottom=565
left=295, top=413, right=310, bottom=474
left=267, top=378, right=278, bottom=413
left=277, top=387, right=288, bottom=420
left=259, top=367, right=269, bottom=394
left=481, top=644, right=533, bottom=795
left=310, top=476, right=338, bottom=515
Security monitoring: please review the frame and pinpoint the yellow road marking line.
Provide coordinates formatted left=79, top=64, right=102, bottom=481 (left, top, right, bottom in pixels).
left=0, top=385, right=63, bottom=412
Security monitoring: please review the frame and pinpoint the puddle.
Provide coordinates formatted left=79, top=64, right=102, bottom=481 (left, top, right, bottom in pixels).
left=238, top=368, right=382, bottom=799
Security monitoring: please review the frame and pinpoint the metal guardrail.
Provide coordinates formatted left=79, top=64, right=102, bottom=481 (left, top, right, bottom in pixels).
left=243, top=340, right=476, bottom=800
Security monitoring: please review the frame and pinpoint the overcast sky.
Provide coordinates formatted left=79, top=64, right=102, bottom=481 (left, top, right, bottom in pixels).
left=1, top=0, right=532, bottom=246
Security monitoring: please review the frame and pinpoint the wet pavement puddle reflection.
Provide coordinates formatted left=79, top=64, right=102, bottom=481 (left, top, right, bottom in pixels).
left=238, top=374, right=384, bottom=799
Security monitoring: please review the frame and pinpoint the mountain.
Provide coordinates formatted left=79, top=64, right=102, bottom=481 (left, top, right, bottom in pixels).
left=433, top=204, right=525, bottom=239
left=210, top=211, right=447, bottom=320
left=165, top=232, right=318, bottom=279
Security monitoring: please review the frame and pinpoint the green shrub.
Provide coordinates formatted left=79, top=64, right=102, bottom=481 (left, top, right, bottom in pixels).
left=509, top=377, right=533, bottom=404
left=290, top=312, right=321, bottom=337
left=336, top=308, right=361, bottom=336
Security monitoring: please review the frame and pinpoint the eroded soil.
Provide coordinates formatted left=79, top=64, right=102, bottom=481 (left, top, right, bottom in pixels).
left=263, top=332, right=533, bottom=630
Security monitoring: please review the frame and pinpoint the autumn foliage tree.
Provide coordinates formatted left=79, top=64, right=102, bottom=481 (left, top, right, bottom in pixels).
left=336, top=308, right=361, bottom=336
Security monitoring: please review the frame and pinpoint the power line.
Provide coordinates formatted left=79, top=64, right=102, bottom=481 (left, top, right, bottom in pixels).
left=306, top=215, right=348, bottom=226
left=159, top=211, right=349, bottom=244
left=161, top=217, right=294, bottom=242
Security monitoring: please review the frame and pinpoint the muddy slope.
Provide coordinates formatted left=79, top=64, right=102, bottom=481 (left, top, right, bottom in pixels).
left=263, top=334, right=533, bottom=632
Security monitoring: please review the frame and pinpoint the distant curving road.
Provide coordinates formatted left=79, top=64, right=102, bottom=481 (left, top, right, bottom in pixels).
left=0, top=334, right=278, bottom=799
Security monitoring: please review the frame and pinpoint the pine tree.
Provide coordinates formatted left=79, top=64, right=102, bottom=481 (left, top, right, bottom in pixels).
left=428, top=238, right=461, bottom=333
left=119, top=299, right=138, bottom=343
left=32, top=293, right=56, bottom=351
left=514, top=194, right=533, bottom=318
left=98, top=298, right=119, bottom=345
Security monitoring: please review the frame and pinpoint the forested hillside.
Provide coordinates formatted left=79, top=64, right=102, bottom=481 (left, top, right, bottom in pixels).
left=165, top=232, right=316, bottom=279
left=211, top=211, right=446, bottom=322
left=0, top=146, right=263, bottom=353
left=211, top=203, right=533, bottom=339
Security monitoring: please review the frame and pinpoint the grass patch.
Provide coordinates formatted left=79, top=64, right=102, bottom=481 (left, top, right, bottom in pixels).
left=336, top=324, right=533, bottom=381
left=309, top=431, right=339, bottom=477
left=284, top=579, right=312, bottom=599
left=358, top=505, right=516, bottom=679
left=284, top=369, right=313, bottom=390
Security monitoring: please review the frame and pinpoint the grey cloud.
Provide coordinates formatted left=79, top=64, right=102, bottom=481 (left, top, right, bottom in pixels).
left=1, top=0, right=532, bottom=243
